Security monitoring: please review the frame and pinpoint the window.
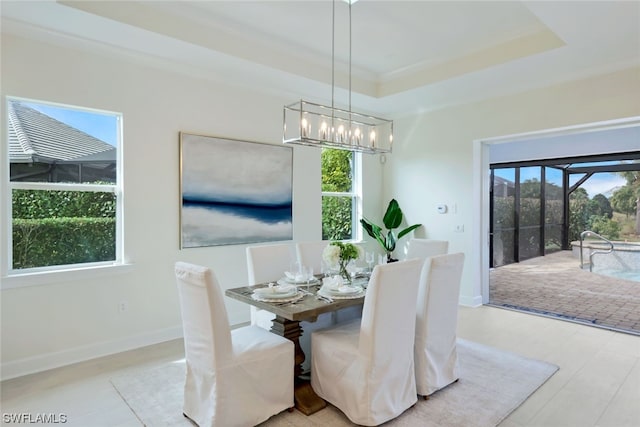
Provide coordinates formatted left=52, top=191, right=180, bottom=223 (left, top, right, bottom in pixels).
left=321, top=148, right=361, bottom=240
left=6, top=97, right=122, bottom=274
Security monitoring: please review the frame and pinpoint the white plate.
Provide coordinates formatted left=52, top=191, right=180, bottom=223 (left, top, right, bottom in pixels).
left=278, top=278, right=320, bottom=286
left=253, top=286, right=297, bottom=299
left=317, top=288, right=365, bottom=300
left=251, top=292, right=304, bottom=303
left=322, top=285, right=363, bottom=296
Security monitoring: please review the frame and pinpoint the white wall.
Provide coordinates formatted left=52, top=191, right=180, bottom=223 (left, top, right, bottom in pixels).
left=0, top=34, right=384, bottom=379
left=386, top=67, right=640, bottom=307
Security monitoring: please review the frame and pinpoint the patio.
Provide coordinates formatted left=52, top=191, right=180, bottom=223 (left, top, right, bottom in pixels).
left=489, top=250, right=640, bottom=335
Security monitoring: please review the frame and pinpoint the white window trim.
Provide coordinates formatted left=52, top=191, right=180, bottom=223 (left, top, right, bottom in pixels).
left=2, top=96, right=125, bottom=286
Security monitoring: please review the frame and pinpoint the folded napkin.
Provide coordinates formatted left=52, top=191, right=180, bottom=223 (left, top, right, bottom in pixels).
left=322, top=276, right=355, bottom=293
left=254, top=284, right=296, bottom=295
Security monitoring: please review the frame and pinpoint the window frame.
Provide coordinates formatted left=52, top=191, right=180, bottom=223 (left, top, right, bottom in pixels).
left=2, top=96, right=125, bottom=287
left=321, top=150, right=362, bottom=242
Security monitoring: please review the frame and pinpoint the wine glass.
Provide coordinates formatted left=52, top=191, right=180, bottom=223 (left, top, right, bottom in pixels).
left=289, top=261, right=303, bottom=283
left=305, top=266, right=314, bottom=291
left=365, top=251, right=375, bottom=273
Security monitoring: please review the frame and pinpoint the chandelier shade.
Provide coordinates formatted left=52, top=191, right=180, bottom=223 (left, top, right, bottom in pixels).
left=282, top=1, right=393, bottom=154
left=283, top=100, right=393, bottom=154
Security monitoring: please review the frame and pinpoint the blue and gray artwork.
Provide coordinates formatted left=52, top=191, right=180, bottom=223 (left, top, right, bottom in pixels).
left=180, top=134, right=293, bottom=247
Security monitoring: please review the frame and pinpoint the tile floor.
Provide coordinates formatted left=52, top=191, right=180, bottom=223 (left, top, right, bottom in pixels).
left=1, top=306, right=639, bottom=426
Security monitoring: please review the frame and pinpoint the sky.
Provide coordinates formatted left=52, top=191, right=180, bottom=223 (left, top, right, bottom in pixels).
left=496, top=167, right=627, bottom=199
left=26, top=102, right=118, bottom=147
left=571, top=173, right=626, bottom=198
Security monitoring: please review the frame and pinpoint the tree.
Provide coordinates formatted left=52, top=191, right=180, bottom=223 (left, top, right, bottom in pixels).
left=617, top=167, right=640, bottom=234
left=589, top=193, right=613, bottom=219
left=321, top=149, right=353, bottom=240
left=611, top=186, right=637, bottom=218
left=569, top=187, right=590, bottom=242
left=589, top=215, right=621, bottom=240
left=321, top=149, right=351, bottom=192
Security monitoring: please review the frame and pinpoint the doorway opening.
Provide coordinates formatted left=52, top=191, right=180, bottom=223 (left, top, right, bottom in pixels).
left=476, top=118, right=640, bottom=335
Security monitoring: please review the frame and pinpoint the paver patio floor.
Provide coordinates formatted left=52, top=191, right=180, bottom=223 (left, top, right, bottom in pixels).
left=489, top=250, right=640, bottom=335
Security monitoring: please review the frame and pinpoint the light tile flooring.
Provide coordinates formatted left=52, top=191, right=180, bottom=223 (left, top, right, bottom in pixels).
left=2, top=306, right=639, bottom=426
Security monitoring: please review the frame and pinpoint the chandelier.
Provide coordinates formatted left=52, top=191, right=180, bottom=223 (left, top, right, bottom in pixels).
left=283, top=0, right=393, bottom=154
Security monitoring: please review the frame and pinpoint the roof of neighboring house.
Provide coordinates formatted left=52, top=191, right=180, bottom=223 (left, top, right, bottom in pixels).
left=8, top=100, right=116, bottom=164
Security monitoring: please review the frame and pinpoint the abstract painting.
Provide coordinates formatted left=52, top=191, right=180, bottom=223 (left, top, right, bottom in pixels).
left=180, top=133, right=293, bottom=248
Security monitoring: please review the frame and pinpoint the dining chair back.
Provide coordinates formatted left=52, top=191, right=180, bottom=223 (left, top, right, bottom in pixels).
left=406, top=238, right=449, bottom=260
left=311, top=259, right=423, bottom=426
left=175, top=262, right=294, bottom=427
left=295, top=240, right=330, bottom=273
left=414, top=252, right=465, bottom=398
left=246, top=243, right=296, bottom=329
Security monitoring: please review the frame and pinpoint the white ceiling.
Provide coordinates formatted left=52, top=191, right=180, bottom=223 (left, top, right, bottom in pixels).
left=1, top=0, right=639, bottom=116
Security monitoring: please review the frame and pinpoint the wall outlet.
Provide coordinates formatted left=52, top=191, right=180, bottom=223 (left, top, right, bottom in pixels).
left=454, top=224, right=464, bottom=233
left=118, top=300, right=128, bottom=313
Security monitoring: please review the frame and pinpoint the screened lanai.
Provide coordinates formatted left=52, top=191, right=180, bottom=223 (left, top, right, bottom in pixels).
left=488, top=151, right=640, bottom=334
left=489, top=151, right=640, bottom=268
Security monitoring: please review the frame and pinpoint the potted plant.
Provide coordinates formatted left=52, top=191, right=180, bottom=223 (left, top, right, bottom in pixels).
left=360, top=199, right=422, bottom=262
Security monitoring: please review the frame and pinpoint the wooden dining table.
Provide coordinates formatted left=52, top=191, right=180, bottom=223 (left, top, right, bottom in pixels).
left=225, top=278, right=367, bottom=415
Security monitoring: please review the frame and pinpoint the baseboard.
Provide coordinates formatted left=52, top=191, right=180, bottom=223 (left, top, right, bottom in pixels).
left=459, top=294, right=483, bottom=307
left=1, top=325, right=183, bottom=381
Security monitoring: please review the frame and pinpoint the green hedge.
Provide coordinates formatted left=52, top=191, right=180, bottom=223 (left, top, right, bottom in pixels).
left=13, top=217, right=116, bottom=269
left=12, top=189, right=115, bottom=219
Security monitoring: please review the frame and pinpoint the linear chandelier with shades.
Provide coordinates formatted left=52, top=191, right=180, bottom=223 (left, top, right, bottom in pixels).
left=283, top=0, right=393, bottom=154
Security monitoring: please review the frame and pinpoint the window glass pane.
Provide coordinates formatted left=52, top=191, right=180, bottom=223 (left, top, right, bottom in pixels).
left=321, top=148, right=352, bottom=192
left=519, top=167, right=541, bottom=260
left=322, top=195, right=353, bottom=241
left=544, top=167, right=563, bottom=253
left=8, top=98, right=120, bottom=272
left=12, top=189, right=116, bottom=269
left=519, top=167, right=541, bottom=226
left=493, top=168, right=515, bottom=267
left=9, top=100, right=117, bottom=184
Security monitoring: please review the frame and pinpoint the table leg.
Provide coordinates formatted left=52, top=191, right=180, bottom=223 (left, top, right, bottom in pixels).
left=270, top=315, right=327, bottom=415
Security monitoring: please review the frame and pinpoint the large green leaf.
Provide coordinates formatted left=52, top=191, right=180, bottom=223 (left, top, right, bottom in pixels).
left=397, top=223, right=422, bottom=240
left=360, top=218, right=386, bottom=249
left=382, top=199, right=403, bottom=229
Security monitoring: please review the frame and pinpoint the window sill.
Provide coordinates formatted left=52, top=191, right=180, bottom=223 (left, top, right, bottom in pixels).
left=1, top=263, right=134, bottom=289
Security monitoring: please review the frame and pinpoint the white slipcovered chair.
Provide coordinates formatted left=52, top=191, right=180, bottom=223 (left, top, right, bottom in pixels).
left=406, top=238, right=449, bottom=260
left=174, top=262, right=294, bottom=427
left=414, top=252, right=465, bottom=398
left=295, top=240, right=330, bottom=273
left=246, top=243, right=295, bottom=330
left=310, top=259, right=423, bottom=426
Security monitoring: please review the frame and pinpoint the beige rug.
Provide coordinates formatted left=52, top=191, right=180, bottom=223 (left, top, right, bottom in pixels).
left=111, top=339, right=557, bottom=427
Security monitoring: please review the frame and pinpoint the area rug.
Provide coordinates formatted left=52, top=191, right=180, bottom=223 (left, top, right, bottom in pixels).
left=110, top=339, right=557, bottom=427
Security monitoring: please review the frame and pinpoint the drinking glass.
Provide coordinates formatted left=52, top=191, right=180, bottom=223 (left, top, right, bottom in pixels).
left=321, top=260, right=331, bottom=278
left=305, top=266, right=314, bottom=291
left=365, top=251, right=375, bottom=272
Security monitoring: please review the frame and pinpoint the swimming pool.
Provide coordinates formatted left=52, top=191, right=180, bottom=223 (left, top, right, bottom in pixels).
left=572, top=241, right=640, bottom=283
left=593, top=268, right=640, bottom=282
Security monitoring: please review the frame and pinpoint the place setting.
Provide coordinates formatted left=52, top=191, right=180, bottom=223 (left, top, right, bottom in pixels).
left=251, top=283, right=305, bottom=304
left=317, top=275, right=366, bottom=300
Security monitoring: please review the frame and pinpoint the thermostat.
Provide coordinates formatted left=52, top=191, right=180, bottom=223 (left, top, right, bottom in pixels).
left=436, top=204, right=448, bottom=214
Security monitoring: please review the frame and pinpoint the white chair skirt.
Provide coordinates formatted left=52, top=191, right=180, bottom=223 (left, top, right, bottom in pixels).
left=183, top=326, right=293, bottom=427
